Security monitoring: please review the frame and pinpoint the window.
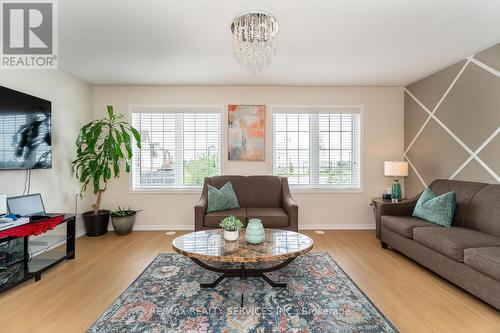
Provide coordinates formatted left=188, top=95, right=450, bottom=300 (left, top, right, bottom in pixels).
left=273, top=107, right=361, bottom=190
left=131, top=107, right=221, bottom=190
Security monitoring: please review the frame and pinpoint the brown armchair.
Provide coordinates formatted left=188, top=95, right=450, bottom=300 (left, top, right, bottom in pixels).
left=195, top=175, right=298, bottom=231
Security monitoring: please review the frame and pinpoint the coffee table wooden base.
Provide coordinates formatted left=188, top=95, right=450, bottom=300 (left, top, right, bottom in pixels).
left=191, top=257, right=295, bottom=289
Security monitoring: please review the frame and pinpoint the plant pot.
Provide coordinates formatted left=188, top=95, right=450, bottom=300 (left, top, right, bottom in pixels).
left=82, top=210, right=110, bottom=237
left=223, top=229, right=239, bottom=242
left=111, top=214, right=136, bottom=236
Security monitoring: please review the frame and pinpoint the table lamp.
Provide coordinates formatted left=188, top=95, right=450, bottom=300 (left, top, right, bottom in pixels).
left=384, top=161, right=408, bottom=201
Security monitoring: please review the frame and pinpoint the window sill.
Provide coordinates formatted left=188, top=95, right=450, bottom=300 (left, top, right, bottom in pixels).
left=130, top=187, right=202, bottom=194
left=130, top=187, right=363, bottom=194
left=290, top=187, right=363, bottom=194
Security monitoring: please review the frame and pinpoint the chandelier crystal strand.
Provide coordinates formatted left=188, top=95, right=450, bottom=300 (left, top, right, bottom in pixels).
left=231, top=11, right=279, bottom=72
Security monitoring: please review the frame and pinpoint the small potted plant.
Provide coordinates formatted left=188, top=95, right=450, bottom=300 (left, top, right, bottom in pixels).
left=219, top=216, right=243, bottom=241
left=110, top=206, right=141, bottom=236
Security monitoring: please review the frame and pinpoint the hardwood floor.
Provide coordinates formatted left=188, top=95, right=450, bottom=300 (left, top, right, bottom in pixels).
left=0, top=230, right=498, bottom=333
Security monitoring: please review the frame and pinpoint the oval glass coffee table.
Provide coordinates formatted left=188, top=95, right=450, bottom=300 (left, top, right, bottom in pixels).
left=172, top=229, right=313, bottom=291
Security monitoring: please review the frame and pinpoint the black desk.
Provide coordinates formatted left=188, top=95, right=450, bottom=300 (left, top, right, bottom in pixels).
left=0, top=214, right=75, bottom=294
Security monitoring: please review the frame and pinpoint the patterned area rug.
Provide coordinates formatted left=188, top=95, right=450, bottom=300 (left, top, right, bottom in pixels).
left=88, top=253, right=398, bottom=333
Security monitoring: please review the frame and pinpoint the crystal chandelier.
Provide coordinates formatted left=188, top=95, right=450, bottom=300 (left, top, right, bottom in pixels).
left=231, top=10, right=279, bottom=72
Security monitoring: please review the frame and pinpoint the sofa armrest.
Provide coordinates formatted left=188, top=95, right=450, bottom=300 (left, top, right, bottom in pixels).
left=372, top=194, right=420, bottom=239
left=194, top=178, right=210, bottom=231
left=281, top=177, right=298, bottom=231
left=380, top=198, right=418, bottom=216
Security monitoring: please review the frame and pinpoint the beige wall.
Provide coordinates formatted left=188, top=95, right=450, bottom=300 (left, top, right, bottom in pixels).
left=404, top=43, right=500, bottom=197
left=0, top=70, right=92, bottom=234
left=91, top=86, right=404, bottom=230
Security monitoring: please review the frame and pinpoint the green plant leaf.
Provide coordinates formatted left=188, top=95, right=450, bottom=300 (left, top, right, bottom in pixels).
left=104, top=166, right=111, bottom=180
left=130, top=126, right=142, bottom=149
left=113, top=159, right=120, bottom=177
left=107, top=105, right=114, bottom=119
left=120, top=124, right=133, bottom=159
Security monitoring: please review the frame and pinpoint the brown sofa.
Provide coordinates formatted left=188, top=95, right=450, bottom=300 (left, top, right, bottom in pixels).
left=376, top=179, right=500, bottom=310
left=195, top=175, right=298, bottom=231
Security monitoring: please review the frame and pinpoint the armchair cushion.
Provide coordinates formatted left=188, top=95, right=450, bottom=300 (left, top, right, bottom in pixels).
left=204, top=208, right=247, bottom=228
left=247, top=208, right=289, bottom=228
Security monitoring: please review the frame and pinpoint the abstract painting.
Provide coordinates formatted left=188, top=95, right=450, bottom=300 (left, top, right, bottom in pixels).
left=228, top=104, right=265, bottom=160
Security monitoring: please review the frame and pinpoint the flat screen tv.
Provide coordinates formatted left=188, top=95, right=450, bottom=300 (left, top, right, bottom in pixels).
left=0, top=86, right=52, bottom=169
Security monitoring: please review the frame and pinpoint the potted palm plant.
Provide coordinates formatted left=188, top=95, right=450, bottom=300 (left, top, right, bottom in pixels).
left=72, top=106, right=141, bottom=236
left=111, top=206, right=141, bottom=235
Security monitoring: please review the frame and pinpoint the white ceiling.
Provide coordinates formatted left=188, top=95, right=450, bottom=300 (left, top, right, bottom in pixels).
left=59, top=0, right=500, bottom=86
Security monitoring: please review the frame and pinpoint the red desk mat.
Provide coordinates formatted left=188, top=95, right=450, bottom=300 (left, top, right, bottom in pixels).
left=0, top=215, right=65, bottom=238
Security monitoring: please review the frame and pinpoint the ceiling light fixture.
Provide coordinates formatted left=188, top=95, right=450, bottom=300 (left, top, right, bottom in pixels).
left=231, top=10, right=279, bottom=72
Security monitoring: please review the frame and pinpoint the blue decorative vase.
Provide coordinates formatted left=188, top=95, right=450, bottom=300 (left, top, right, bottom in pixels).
left=245, top=219, right=265, bottom=244
left=391, top=179, right=402, bottom=201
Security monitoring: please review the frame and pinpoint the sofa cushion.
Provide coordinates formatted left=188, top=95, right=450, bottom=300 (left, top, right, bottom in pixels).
left=413, top=227, right=500, bottom=262
left=464, top=247, right=500, bottom=282
left=209, top=176, right=248, bottom=206
left=412, top=188, right=456, bottom=227
left=208, top=175, right=282, bottom=208
left=244, top=176, right=282, bottom=208
left=247, top=207, right=289, bottom=228
left=381, top=215, right=436, bottom=238
left=428, top=179, right=488, bottom=227
left=207, top=181, right=239, bottom=213
left=204, top=208, right=246, bottom=228
left=465, top=184, right=500, bottom=237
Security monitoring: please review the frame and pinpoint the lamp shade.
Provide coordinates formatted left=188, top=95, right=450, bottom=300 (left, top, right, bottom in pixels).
left=384, top=161, right=408, bottom=177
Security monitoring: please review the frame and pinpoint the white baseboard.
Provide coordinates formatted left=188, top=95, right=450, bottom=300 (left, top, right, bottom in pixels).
left=133, top=224, right=195, bottom=231
left=106, top=224, right=195, bottom=232
left=102, top=223, right=374, bottom=232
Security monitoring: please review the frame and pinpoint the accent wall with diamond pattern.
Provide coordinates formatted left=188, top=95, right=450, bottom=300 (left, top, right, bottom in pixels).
left=404, top=42, right=500, bottom=197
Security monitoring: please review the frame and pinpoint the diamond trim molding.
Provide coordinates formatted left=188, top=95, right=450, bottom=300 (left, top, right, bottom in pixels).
left=404, top=46, right=500, bottom=191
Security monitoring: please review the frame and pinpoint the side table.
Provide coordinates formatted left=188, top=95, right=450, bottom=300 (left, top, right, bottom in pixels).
left=370, top=197, right=409, bottom=247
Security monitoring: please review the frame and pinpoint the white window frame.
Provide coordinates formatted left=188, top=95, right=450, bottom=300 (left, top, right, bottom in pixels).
left=271, top=105, right=364, bottom=193
left=129, top=105, right=223, bottom=193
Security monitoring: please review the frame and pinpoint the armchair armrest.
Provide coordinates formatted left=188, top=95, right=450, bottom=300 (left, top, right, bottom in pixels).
left=194, top=178, right=209, bottom=231
left=281, top=177, right=298, bottom=231
left=372, top=194, right=420, bottom=239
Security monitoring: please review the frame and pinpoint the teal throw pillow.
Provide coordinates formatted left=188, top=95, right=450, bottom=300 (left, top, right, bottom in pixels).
left=412, top=187, right=456, bottom=227
left=207, top=181, right=240, bottom=213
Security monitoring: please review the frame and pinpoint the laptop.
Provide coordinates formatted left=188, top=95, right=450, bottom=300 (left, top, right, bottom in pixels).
left=6, top=193, right=52, bottom=222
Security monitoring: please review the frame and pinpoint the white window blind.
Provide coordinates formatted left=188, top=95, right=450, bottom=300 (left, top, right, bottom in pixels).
left=273, top=107, right=361, bottom=189
left=131, top=107, right=221, bottom=190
